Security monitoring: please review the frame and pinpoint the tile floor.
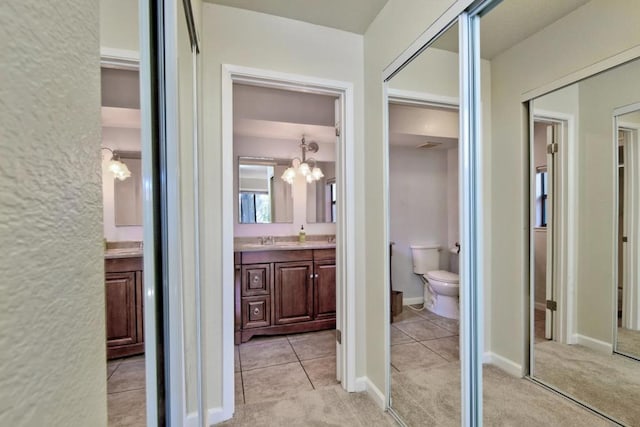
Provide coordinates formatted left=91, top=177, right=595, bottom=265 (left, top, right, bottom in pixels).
left=107, top=355, right=146, bottom=427
left=391, top=306, right=460, bottom=373
left=235, top=329, right=340, bottom=405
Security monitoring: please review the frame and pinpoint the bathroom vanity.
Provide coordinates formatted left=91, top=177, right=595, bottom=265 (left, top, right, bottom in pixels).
left=104, top=247, right=144, bottom=359
left=234, top=242, right=336, bottom=344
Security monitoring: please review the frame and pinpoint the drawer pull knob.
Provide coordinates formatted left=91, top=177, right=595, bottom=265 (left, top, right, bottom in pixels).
left=253, top=307, right=260, bottom=315
left=253, top=276, right=259, bottom=283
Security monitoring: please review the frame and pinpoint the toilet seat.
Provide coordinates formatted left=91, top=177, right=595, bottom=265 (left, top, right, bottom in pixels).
left=426, top=270, right=459, bottom=284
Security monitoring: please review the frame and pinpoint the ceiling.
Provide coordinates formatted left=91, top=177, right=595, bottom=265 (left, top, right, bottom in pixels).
left=204, top=0, right=389, bottom=34
left=234, top=84, right=459, bottom=149
left=432, top=0, right=592, bottom=59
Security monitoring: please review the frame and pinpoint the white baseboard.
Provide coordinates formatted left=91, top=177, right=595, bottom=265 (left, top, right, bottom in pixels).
left=403, top=296, right=424, bottom=306
left=576, top=334, right=613, bottom=355
left=355, top=376, right=386, bottom=410
left=483, top=352, right=523, bottom=377
left=534, top=302, right=546, bottom=311
left=185, top=406, right=233, bottom=427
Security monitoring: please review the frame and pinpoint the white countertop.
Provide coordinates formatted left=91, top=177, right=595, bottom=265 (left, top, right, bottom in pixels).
left=105, top=248, right=143, bottom=259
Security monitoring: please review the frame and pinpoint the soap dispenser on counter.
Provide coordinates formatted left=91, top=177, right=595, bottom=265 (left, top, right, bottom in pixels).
left=298, top=225, right=306, bottom=243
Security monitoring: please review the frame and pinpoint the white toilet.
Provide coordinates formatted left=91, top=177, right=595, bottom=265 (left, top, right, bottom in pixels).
left=410, top=244, right=460, bottom=319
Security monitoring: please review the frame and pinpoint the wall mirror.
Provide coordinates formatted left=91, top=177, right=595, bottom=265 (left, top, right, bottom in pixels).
left=615, top=103, right=640, bottom=362
left=238, top=156, right=293, bottom=224
left=386, top=20, right=462, bottom=426
left=530, top=56, right=640, bottom=426
left=306, top=160, right=336, bottom=224
left=114, top=151, right=142, bottom=226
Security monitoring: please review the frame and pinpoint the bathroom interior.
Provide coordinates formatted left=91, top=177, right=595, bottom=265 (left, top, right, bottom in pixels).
left=101, top=66, right=147, bottom=424
left=231, top=83, right=342, bottom=405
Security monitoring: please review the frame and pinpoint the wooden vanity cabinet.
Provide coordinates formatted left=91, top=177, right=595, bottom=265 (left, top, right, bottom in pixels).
left=235, top=248, right=335, bottom=343
left=105, top=256, right=144, bottom=359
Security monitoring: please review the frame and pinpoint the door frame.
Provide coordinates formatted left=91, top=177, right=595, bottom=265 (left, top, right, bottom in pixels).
left=384, top=88, right=459, bottom=415
left=221, top=64, right=357, bottom=415
left=530, top=112, right=576, bottom=348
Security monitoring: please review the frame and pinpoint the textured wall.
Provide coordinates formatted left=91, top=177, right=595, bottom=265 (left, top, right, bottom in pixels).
left=0, top=1, right=105, bottom=426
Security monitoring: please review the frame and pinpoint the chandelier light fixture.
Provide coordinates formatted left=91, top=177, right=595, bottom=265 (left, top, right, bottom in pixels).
left=281, top=135, right=324, bottom=184
left=102, top=147, right=131, bottom=181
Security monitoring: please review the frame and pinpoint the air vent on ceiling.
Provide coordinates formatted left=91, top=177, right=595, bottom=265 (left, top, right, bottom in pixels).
left=416, top=142, right=441, bottom=149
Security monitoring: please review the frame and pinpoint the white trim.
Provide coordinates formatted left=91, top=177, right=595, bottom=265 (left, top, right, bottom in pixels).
left=483, top=352, right=523, bottom=378
left=532, top=110, right=578, bottom=347
left=100, top=47, right=140, bottom=70
left=576, top=334, right=613, bottom=355
left=221, top=64, right=357, bottom=421
left=383, top=88, right=460, bottom=411
left=522, top=45, right=640, bottom=102
left=353, top=377, right=386, bottom=410
left=403, top=296, right=424, bottom=306
left=184, top=406, right=232, bottom=427
left=163, top=0, right=189, bottom=421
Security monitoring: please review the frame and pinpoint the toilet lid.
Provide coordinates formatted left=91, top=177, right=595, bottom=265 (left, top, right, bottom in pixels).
left=426, top=270, right=459, bottom=284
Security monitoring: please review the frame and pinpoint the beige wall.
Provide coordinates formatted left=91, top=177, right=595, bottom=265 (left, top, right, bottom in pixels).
left=0, top=1, right=105, bottom=426
left=199, top=3, right=364, bottom=411
left=489, top=0, right=640, bottom=364
left=100, top=0, right=139, bottom=52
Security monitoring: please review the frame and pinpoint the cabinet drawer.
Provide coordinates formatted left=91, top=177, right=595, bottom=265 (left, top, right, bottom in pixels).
left=242, top=296, right=271, bottom=329
left=242, top=264, right=271, bottom=296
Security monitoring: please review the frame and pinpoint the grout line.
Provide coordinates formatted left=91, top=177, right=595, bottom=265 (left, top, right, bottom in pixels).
left=237, top=347, right=246, bottom=405
left=107, top=362, right=121, bottom=381
left=108, top=386, right=146, bottom=395
left=240, top=359, right=301, bottom=373
left=287, top=335, right=315, bottom=390
left=416, top=340, right=453, bottom=363
left=390, top=363, right=400, bottom=373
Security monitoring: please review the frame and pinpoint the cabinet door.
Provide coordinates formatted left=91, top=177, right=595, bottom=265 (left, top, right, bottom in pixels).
left=314, top=260, right=336, bottom=319
left=105, top=272, right=137, bottom=347
left=241, top=263, right=271, bottom=296
left=135, top=271, right=144, bottom=343
left=274, top=261, right=313, bottom=324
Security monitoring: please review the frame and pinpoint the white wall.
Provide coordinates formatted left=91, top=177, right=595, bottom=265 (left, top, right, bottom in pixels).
left=200, top=3, right=364, bottom=413
left=102, top=127, right=143, bottom=241
left=0, top=0, right=106, bottom=425
left=390, top=147, right=452, bottom=300
left=488, top=0, right=640, bottom=365
left=233, top=135, right=337, bottom=237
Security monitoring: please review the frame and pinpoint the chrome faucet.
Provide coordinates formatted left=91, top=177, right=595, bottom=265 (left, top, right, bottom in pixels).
left=260, top=236, right=274, bottom=245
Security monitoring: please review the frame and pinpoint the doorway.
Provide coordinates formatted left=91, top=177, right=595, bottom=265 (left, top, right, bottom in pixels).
left=221, top=65, right=357, bottom=417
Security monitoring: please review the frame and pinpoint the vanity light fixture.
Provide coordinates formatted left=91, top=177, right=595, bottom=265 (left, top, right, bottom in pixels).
left=102, top=147, right=131, bottom=181
left=281, top=135, right=324, bottom=184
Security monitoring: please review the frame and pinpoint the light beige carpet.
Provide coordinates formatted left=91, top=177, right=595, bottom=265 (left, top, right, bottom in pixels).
left=220, top=385, right=396, bottom=426
left=617, top=327, right=640, bottom=358
left=535, top=340, right=640, bottom=426
left=391, top=363, right=611, bottom=426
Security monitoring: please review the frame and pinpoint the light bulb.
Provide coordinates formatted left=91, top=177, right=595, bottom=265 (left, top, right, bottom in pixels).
left=281, top=167, right=296, bottom=184
left=298, top=162, right=310, bottom=176
left=109, top=159, right=131, bottom=180
left=311, top=167, right=324, bottom=180
left=305, top=174, right=314, bottom=183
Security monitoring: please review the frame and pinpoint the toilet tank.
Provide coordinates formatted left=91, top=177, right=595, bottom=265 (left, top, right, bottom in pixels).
left=410, top=245, right=440, bottom=275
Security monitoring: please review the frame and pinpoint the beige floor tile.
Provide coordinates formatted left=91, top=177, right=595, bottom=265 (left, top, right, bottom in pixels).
left=235, top=372, right=244, bottom=406
left=301, top=356, right=339, bottom=389
left=391, top=325, right=415, bottom=346
left=391, top=342, right=449, bottom=372
left=117, top=354, right=145, bottom=365
left=242, top=362, right=313, bottom=404
left=412, top=307, right=443, bottom=321
left=234, top=346, right=240, bottom=372
left=428, top=317, right=459, bottom=334
left=108, top=359, right=145, bottom=394
left=107, top=360, right=120, bottom=379
left=392, top=309, right=425, bottom=324
left=287, top=330, right=336, bottom=361
left=239, top=337, right=297, bottom=371
left=421, top=336, right=460, bottom=361
left=108, top=388, right=146, bottom=427
left=394, top=319, right=455, bottom=341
